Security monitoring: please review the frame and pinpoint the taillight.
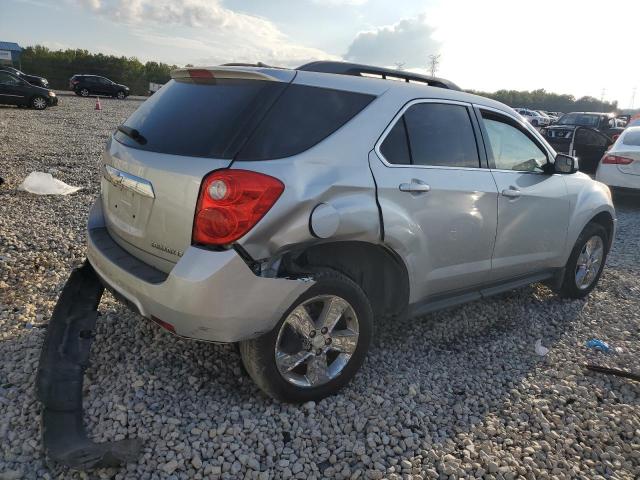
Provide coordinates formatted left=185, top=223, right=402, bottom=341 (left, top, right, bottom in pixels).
left=188, top=69, right=214, bottom=79
left=192, top=170, right=284, bottom=246
left=602, top=154, right=634, bottom=165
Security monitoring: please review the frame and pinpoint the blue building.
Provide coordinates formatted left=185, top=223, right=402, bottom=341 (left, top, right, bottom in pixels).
left=0, top=41, right=22, bottom=68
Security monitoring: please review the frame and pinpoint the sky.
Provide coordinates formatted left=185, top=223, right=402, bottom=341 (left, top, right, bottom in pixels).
left=2, top=0, right=639, bottom=108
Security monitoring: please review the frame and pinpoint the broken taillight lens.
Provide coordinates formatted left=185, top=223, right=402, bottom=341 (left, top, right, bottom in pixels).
left=192, top=170, right=284, bottom=246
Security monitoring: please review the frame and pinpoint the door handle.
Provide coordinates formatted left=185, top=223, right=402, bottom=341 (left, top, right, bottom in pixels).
left=399, top=182, right=431, bottom=193
left=502, top=188, right=521, bottom=198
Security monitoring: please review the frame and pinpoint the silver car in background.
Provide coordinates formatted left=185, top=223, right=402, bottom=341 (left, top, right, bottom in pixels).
left=85, top=61, right=616, bottom=402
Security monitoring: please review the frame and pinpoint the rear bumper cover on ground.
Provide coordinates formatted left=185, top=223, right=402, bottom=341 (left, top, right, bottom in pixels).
left=86, top=197, right=313, bottom=343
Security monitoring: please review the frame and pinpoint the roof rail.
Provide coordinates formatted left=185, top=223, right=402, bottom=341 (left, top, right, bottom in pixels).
left=297, top=61, right=460, bottom=91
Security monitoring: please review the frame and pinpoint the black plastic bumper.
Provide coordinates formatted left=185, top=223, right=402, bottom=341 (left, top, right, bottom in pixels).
left=36, top=262, right=141, bottom=469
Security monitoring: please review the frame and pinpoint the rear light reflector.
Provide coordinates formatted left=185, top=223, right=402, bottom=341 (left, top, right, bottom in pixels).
left=150, top=316, right=176, bottom=333
left=192, top=170, right=284, bottom=246
left=602, top=154, right=634, bottom=165
left=188, top=69, right=214, bottom=79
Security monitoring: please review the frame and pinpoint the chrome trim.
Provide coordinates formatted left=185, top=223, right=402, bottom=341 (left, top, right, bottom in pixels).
left=374, top=98, right=486, bottom=170
left=103, top=164, right=155, bottom=199
left=0, top=94, right=25, bottom=97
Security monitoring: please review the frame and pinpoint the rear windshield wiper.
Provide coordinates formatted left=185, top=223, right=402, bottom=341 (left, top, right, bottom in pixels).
left=117, top=125, right=147, bottom=145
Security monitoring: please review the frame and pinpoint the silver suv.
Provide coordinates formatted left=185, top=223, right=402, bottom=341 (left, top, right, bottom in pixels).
left=86, top=62, right=616, bottom=402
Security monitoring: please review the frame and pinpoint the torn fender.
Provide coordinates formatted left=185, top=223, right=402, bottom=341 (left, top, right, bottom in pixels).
left=36, top=261, right=142, bottom=469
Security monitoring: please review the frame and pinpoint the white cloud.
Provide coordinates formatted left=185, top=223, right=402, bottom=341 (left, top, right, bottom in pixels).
left=344, top=15, right=440, bottom=68
left=71, top=0, right=337, bottom=66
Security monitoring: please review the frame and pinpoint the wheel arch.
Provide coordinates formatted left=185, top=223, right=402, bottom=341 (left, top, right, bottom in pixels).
left=279, top=240, right=410, bottom=320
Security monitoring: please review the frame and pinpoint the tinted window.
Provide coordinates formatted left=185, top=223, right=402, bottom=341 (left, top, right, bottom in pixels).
left=115, top=78, right=286, bottom=158
left=482, top=114, right=548, bottom=172
left=0, top=72, right=20, bottom=85
left=237, top=84, right=374, bottom=160
left=558, top=113, right=600, bottom=127
left=403, top=103, right=480, bottom=168
left=622, top=130, right=640, bottom=146
left=380, top=118, right=411, bottom=165
left=576, top=128, right=608, bottom=147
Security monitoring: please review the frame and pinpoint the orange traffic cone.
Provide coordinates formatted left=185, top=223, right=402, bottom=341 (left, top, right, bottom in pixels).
left=95, top=97, right=102, bottom=111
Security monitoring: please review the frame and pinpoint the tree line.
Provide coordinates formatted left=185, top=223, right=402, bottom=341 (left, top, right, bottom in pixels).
left=17, top=46, right=625, bottom=111
left=20, top=46, right=176, bottom=95
left=466, top=88, right=618, bottom=113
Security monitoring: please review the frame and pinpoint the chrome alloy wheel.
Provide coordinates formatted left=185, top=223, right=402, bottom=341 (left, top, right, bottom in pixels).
left=575, top=235, right=604, bottom=290
left=275, top=295, right=359, bottom=388
left=32, top=97, right=47, bottom=109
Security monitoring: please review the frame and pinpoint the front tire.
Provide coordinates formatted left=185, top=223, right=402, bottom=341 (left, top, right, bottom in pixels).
left=31, top=96, right=47, bottom=110
left=240, top=269, right=373, bottom=402
left=556, top=223, right=608, bottom=299
left=115, top=90, right=126, bottom=99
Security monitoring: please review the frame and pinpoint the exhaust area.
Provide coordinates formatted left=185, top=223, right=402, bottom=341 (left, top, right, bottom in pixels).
left=36, top=261, right=142, bottom=469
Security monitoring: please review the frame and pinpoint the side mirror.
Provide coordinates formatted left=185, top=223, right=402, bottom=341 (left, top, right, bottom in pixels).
left=554, top=153, right=578, bottom=174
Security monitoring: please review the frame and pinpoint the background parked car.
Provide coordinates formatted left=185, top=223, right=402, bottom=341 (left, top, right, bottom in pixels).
left=69, top=74, right=130, bottom=99
left=0, top=66, right=49, bottom=88
left=596, top=126, right=640, bottom=194
left=0, top=70, right=58, bottom=110
left=545, top=112, right=624, bottom=140
left=513, top=108, right=550, bottom=127
left=545, top=125, right=612, bottom=173
left=538, top=110, right=559, bottom=123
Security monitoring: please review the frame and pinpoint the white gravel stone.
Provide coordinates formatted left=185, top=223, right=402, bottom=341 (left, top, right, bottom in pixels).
left=1, top=94, right=639, bottom=480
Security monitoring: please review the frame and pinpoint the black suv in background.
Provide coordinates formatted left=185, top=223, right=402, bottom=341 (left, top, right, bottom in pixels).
left=542, top=112, right=625, bottom=173
left=0, top=66, right=49, bottom=88
left=0, top=70, right=58, bottom=110
left=69, top=75, right=130, bottom=99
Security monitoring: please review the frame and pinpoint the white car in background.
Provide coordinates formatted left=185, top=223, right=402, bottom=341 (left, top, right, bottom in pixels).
left=514, top=108, right=550, bottom=127
left=596, top=126, right=640, bottom=194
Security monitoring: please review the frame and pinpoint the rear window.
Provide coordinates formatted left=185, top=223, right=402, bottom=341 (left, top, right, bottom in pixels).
left=115, top=78, right=286, bottom=158
left=622, top=130, right=640, bottom=147
left=236, top=84, right=374, bottom=160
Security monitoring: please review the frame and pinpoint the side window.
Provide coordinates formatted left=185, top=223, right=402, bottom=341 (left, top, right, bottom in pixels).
left=380, top=118, right=411, bottom=165
left=481, top=113, right=548, bottom=172
left=0, top=72, right=20, bottom=86
left=403, top=103, right=480, bottom=168
left=576, top=128, right=608, bottom=147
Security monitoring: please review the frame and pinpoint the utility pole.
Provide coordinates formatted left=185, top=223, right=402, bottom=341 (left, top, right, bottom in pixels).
left=428, top=54, right=441, bottom=77
left=600, top=88, right=606, bottom=111
left=394, top=62, right=405, bottom=71
left=631, top=87, right=637, bottom=110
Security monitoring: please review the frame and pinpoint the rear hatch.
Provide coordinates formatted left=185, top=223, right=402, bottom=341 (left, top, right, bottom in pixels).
left=101, top=67, right=295, bottom=271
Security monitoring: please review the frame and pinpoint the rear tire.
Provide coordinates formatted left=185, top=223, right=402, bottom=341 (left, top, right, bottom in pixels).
left=240, top=269, right=373, bottom=402
left=80, top=88, right=90, bottom=97
left=556, top=223, right=608, bottom=299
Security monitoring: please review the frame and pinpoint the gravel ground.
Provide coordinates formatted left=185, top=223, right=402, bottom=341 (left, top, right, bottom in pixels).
left=1, top=96, right=639, bottom=480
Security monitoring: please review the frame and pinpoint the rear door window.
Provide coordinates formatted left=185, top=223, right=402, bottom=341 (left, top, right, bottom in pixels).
left=236, top=84, right=375, bottom=160
left=379, top=102, right=480, bottom=168
left=403, top=103, right=480, bottom=168
left=115, top=78, right=287, bottom=159
left=379, top=118, right=411, bottom=165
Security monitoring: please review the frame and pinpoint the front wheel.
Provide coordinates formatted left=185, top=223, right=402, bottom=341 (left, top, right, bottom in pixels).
left=116, top=91, right=126, bottom=99
left=556, top=223, right=609, bottom=299
left=240, top=269, right=373, bottom=402
left=31, top=96, right=47, bottom=110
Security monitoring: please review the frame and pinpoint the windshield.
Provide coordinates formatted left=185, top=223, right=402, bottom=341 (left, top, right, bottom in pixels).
left=557, top=113, right=600, bottom=127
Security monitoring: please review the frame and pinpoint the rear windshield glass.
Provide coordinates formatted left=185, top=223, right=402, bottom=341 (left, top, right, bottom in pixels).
left=557, top=113, right=600, bottom=127
left=622, top=130, right=640, bottom=147
left=237, top=84, right=375, bottom=160
left=114, top=78, right=286, bottom=158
